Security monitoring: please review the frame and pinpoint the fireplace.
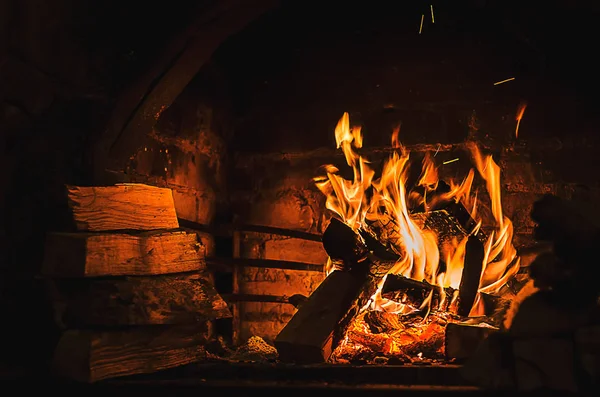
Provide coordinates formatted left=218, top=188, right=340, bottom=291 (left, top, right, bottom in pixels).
left=2, top=0, right=600, bottom=394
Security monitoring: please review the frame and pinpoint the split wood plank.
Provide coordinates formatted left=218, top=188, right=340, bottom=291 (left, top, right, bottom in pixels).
left=51, top=324, right=209, bottom=382
left=50, top=272, right=231, bottom=326
left=66, top=184, right=179, bottom=231
left=42, top=231, right=204, bottom=277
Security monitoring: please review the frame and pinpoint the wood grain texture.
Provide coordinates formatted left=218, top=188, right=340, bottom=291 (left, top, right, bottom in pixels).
left=51, top=272, right=231, bottom=326
left=42, top=231, right=205, bottom=277
left=66, top=184, right=179, bottom=231
left=51, top=325, right=209, bottom=382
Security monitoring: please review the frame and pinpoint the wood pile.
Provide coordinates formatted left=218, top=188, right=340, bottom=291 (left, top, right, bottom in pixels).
left=43, top=184, right=231, bottom=382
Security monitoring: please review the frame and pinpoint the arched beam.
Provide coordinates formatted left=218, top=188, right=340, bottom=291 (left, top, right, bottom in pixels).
left=95, top=0, right=278, bottom=180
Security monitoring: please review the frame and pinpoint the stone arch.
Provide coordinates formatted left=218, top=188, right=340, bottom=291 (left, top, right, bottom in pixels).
left=94, top=0, right=278, bottom=182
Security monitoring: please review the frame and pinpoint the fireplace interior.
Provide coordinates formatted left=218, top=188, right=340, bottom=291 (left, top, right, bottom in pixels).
left=2, top=0, right=600, bottom=395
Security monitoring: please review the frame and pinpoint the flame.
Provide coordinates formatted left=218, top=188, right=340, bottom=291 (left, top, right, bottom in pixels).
left=317, top=113, right=518, bottom=317
left=515, top=102, right=527, bottom=139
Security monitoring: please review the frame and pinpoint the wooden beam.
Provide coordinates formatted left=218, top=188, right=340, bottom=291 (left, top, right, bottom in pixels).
left=103, top=0, right=278, bottom=171
left=50, top=272, right=231, bottom=326
left=66, top=184, right=179, bottom=231
left=42, top=231, right=204, bottom=277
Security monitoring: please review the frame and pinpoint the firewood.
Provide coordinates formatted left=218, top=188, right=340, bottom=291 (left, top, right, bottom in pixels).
left=321, top=217, right=369, bottom=266
left=51, top=325, right=209, bottom=382
left=276, top=217, right=396, bottom=363
left=42, top=231, right=205, bottom=277
left=445, top=322, right=498, bottom=361
left=51, top=272, right=231, bottom=326
left=274, top=269, right=366, bottom=364
left=457, top=235, right=485, bottom=316
left=381, top=274, right=455, bottom=309
left=66, top=184, right=179, bottom=231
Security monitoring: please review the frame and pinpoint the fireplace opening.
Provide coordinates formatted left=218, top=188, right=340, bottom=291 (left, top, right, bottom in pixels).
left=3, top=0, right=600, bottom=393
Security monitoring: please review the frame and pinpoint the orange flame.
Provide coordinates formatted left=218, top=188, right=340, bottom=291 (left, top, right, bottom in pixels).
left=515, top=102, right=527, bottom=139
left=317, top=113, right=518, bottom=316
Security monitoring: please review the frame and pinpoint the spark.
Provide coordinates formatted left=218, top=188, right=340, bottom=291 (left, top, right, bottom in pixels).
left=419, top=14, right=424, bottom=34
left=430, top=5, right=435, bottom=23
left=515, top=102, right=528, bottom=139
left=434, top=143, right=441, bottom=157
left=443, top=158, right=459, bottom=165
left=493, top=77, right=515, bottom=86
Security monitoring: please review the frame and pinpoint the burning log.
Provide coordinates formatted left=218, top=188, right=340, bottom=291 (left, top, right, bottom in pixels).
left=275, top=218, right=396, bottom=363
left=381, top=274, right=455, bottom=309
left=457, top=235, right=486, bottom=316
left=445, top=322, right=499, bottom=361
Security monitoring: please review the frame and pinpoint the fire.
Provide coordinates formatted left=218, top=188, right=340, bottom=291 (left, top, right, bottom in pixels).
left=316, top=112, right=519, bottom=317
left=515, top=102, right=527, bottom=139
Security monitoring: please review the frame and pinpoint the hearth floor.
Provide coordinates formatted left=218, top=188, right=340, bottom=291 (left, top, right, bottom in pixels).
left=1, top=363, right=580, bottom=396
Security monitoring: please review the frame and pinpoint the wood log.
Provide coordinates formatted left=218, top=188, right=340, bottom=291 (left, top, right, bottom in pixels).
left=51, top=272, right=231, bottom=326
left=276, top=219, right=396, bottom=363
left=42, top=231, right=204, bottom=277
left=66, top=184, right=179, bottom=231
left=445, top=322, right=499, bottom=361
left=457, top=235, right=485, bottom=316
left=51, top=325, right=209, bottom=382
left=274, top=269, right=366, bottom=364
left=381, top=274, right=455, bottom=309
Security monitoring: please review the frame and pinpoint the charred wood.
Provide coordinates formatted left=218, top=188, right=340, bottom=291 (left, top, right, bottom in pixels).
left=457, top=235, right=485, bottom=316
left=381, top=274, right=455, bottom=309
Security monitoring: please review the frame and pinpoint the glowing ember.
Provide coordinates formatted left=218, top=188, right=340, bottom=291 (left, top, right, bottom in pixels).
left=315, top=112, right=519, bottom=361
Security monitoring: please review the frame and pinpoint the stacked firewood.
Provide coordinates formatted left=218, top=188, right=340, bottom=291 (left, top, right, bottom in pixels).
left=42, top=184, right=231, bottom=382
left=462, top=194, right=600, bottom=392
